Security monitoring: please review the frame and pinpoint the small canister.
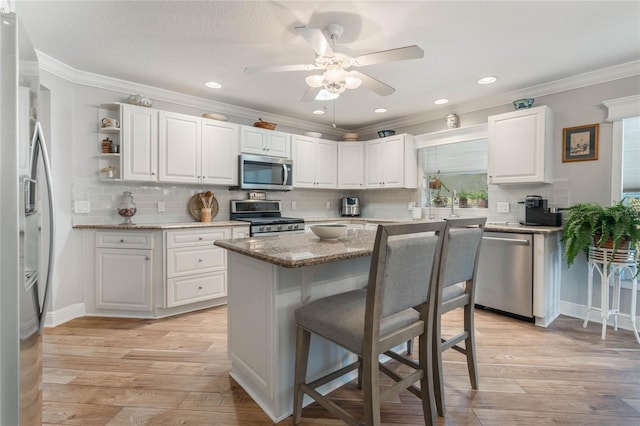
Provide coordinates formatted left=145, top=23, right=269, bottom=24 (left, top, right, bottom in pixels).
left=446, top=113, right=459, bottom=129
left=101, top=137, right=113, bottom=153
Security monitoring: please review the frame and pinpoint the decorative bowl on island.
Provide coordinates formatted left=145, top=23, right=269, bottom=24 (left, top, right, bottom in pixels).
left=310, top=224, right=348, bottom=240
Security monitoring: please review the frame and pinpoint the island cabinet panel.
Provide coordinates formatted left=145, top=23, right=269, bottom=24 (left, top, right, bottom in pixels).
left=226, top=252, right=370, bottom=422
left=164, top=228, right=230, bottom=308
left=488, top=105, right=553, bottom=184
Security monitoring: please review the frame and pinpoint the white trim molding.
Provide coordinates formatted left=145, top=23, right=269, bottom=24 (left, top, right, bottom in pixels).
left=603, top=94, right=640, bottom=122
left=414, top=123, right=488, bottom=149
left=44, top=302, right=86, bottom=328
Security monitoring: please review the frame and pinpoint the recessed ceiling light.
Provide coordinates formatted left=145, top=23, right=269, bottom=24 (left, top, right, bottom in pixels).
left=312, top=109, right=326, bottom=115
left=434, top=98, right=449, bottom=105
left=374, top=108, right=388, bottom=113
left=204, top=81, right=222, bottom=89
left=477, top=76, right=497, bottom=85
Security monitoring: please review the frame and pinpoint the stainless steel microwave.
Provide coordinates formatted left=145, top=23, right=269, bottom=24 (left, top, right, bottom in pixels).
left=237, top=154, right=293, bottom=191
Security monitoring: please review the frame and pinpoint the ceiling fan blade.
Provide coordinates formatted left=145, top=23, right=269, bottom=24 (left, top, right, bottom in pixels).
left=244, top=64, right=320, bottom=74
left=296, top=26, right=334, bottom=57
left=301, top=87, right=322, bottom=102
left=353, top=45, right=424, bottom=67
left=351, top=71, right=395, bottom=96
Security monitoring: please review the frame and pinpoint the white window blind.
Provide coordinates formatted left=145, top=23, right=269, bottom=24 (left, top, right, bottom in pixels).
left=622, top=116, right=640, bottom=192
left=424, top=139, right=488, bottom=175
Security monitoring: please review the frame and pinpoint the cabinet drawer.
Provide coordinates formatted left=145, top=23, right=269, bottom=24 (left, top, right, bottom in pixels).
left=167, top=246, right=225, bottom=277
left=166, top=271, right=226, bottom=307
left=96, top=232, right=153, bottom=249
left=166, top=228, right=229, bottom=248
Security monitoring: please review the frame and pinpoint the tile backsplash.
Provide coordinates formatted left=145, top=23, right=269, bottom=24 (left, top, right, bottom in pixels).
left=71, top=178, right=570, bottom=226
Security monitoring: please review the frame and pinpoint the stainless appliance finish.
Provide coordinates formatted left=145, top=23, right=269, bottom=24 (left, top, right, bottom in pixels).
left=340, top=197, right=360, bottom=216
left=475, top=232, right=533, bottom=320
left=237, top=154, right=293, bottom=191
left=1, top=12, right=55, bottom=425
left=231, top=200, right=304, bottom=236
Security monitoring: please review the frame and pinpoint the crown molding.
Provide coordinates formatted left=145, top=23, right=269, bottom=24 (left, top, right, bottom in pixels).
left=355, top=60, right=640, bottom=135
left=38, top=50, right=638, bottom=138
left=36, top=50, right=347, bottom=138
left=603, top=94, right=640, bottom=121
left=414, top=124, right=488, bottom=149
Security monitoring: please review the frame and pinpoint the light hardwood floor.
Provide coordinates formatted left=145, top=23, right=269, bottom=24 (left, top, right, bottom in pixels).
left=42, top=306, right=640, bottom=425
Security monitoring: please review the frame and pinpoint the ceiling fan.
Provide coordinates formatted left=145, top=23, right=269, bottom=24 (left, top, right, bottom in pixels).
left=244, top=24, right=424, bottom=101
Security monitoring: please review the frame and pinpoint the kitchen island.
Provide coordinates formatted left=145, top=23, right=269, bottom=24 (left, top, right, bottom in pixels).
left=215, top=229, right=376, bottom=422
left=214, top=221, right=563, bottom=421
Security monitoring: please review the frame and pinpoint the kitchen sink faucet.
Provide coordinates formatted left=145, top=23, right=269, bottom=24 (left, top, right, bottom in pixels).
left=450, top=190, right=459, bottom=217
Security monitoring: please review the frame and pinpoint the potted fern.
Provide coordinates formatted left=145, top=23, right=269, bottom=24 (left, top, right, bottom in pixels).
left=562, top=200, right=640, bottom=267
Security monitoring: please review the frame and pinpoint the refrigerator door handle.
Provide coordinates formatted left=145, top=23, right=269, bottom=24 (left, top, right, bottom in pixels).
left=29, top=122, right=55, bottom=332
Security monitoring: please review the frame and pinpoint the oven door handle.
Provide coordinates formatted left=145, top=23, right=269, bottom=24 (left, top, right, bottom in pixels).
left=282, top=163, right=288, bottom=186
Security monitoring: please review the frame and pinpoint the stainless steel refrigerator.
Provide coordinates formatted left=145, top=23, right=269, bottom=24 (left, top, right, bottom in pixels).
left=0, top=12, right=55, bottom=425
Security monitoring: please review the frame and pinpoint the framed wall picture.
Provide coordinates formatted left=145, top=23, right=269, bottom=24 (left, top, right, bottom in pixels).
left=562, top=123, right=599, bottom=162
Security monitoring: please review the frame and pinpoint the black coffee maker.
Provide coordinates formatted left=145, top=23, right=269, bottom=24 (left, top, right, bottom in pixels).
left=519, top=195, right=562, bottom=226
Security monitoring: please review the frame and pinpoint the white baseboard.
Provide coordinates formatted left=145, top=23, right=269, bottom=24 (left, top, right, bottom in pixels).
left=44, top=303, right=86, bottom=328
left=560, top=300, right=639, bottom=331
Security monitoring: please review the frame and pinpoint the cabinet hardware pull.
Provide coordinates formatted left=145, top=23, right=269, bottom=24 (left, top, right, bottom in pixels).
left=198, top=286, right=203, bottom=290
left=120, top=239, right=124, bottom=243
left=145, top=256, right=149, bottom=260
left=198, top=259, right=203, bottom=262
left=199, top=237, right=203, bottom=240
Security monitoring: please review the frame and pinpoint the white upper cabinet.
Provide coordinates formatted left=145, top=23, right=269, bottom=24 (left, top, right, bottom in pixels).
left=291, top=136, right=337, bottom=188
left=158, top=111, right=201, bottom=183
left=158, top=113, right=240, bottom=184
left=240, top=126, right=291, bottom=158
left=365, top=134, right=417, bottom=189
left=121, top=104, right=159, bottom=182
left=488, top=106, right=553, bottom=184
left=338, top=142, right=365, bottom=189
left=201, top=119, right=240, bottom=185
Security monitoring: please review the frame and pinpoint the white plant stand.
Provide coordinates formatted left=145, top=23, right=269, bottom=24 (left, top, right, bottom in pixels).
left=584, top=246, right=639, bottom=344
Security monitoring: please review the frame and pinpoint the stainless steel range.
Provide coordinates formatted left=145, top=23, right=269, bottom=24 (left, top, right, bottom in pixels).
left=230, top=200, right=304, bottom=236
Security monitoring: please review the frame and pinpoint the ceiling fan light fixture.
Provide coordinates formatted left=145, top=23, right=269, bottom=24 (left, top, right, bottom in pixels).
left=323, top=63, right=348, bottom=82
left=325, top=82, right=346, bottom=94
left=305, top=74, right=325, bottom=88
left=315, top=89, right=340, bottom=101
left=344, top=72, right=362, bottom=89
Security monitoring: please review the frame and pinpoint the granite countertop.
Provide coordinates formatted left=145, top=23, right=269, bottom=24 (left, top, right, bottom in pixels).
left=215, top=229, right=377, bottom=268
left=73, top=220, right=247, bottom=230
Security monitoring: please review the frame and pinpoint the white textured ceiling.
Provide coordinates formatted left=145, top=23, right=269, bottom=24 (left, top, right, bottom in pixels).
left=14, top=1, right=640, bottom=130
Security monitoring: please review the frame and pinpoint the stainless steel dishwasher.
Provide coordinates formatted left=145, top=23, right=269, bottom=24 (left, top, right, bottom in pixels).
left=475, top=231, right=534, bottom=321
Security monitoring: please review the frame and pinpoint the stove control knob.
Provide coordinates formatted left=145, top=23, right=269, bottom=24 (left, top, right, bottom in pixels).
left=277, top=225, right=283, bottom=231
left=287, top=224, right=293, bottom=230
left=260, top=226, right=266, bottom=232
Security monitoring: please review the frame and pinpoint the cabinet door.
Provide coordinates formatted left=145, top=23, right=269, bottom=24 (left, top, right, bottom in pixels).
left=292, top=136, right=317, bottom=187
left=122, top=104, right=158, bottom=182
left=381, top=136, right=405, bottom=187
left=338, top=143, right=364, bottom=189
left=95, top=248, right=152, bottom=311
left=240, top=126, right=266, bottom=155
left=364, top=140, right=383, bottom=188
left=265, top=132, right=291, bottom=158
left=488, top=106, right=552, bottom=184
left=315, top=139, right=337, bottom=188
left=158, top=111, right=201, bottom=183
left=201, top=120, right=240, bottom=185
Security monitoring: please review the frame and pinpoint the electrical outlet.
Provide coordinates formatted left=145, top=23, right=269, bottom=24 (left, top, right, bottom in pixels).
left=326, top=201, right=331, bottom=210
left=291, top=201, right=297, bottom=210
left=496, top=202, right=510, bottom=213
left=157, top=201, right=165, bottom=213
left=407, top=201, right=416, bottom=211
left=73, top=200, right=90, bottom=214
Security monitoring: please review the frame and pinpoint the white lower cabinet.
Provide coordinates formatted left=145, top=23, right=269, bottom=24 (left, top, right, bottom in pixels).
left=95, top=231, right=153, bottom=311
left=164, top=228, right=230, bottom=308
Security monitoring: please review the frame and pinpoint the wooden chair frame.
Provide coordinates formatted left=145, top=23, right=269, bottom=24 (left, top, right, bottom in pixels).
left=293, top=221, right=447, bottom=426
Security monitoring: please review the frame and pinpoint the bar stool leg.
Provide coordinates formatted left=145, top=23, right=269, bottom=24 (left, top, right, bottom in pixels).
left=613, top=267, right=621, bottom=331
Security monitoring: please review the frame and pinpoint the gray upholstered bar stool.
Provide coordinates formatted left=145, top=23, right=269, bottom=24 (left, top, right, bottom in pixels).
left=292, top=221, right=447, bottom=426
left=432, top=217, right=486, bottom=417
